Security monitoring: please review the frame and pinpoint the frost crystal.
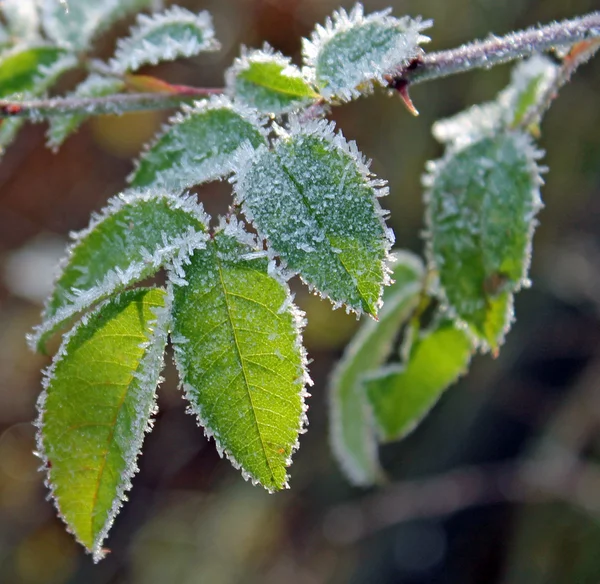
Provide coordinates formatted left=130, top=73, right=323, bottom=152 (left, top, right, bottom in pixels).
left=130, top=95, right=267, bottom=191
left=226, top=43, right=318, bottom=115
left=232, top=117, right=393, bottom=316
left=0, top=0, right=40, bottom=41
left=109, top=6, right=220, bottom=74
left=302, top=3, right=431, bottom=101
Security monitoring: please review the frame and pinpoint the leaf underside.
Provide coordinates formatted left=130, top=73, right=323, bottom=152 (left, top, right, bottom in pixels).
left=329, top=251, right=424, bottom=486
left=31, top=190, right=208, bottom=352
left=366, top=320, right=472, bottom=442
left=129, top=98, right=266, bottom=191
left=234, top=121, right=392, bottom=316
left=37, top=287, right=168, bottom=561
left=425, top=131, right=543, bottom=350
left=171, top=226, right=308, bottom=492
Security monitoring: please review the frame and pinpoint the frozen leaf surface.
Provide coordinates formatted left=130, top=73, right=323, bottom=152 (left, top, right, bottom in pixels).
left=36, top=287, right=169, bottom=561
left=1, top=0, right=40, bottom=41
left=171, top=220, right=309, bottom=492
left=130, top=96, right=267, bottom=191
left=226, top=44, right=319, bottom=114
left=329, top=251, right=424, bottom=486
left=41, top=0, right=154, bottom=51
left=366, top=320, right=472, bottom=442
left=433, top=56, right=559, bottom=148
left=109, top=6, right=219, bottom=74
left=30, top=190, right=208, bottom=352
left=47, top=74, right=126, bottom=150
left=302, top=3, right=430, bottom=101
left=234, top=119, right=393, bottom=316
left=424, top=131, right=544, bottom=350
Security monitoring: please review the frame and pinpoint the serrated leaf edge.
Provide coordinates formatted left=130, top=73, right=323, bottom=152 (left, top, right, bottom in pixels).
left=28, top=189, right=209, bottom=351
left=108, top=6, right=220, bottom=74
left=301, top=2, right=431, bottom=102
left=169, top=215, right=312, bottom=492
left=34, top=287, right=171, bottom=561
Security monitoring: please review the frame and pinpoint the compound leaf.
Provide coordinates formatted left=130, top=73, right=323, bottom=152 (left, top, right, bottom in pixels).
left=171, top=219, right=309, bottom=492
left=130, top=96, right=267, bottom=191
left=365, top=320, right=472, bottom=442
left=227, top=44, right=319, bottom=114
left=29, top=190, right=208, bottom=353
left=329, top=251, right=424, bottom=486
left=233, top=118, right=393, bottom=316
left=40, top=0, right=154, bottom=51
left=109, top=6, right=220, bottom=74
left=36, top=287, right=169, bottom=561
left=47, top=74, right=126, bottom=150
left=302, top=3, right=430, bottom=102
left=424, top=131, right=544, bottom=350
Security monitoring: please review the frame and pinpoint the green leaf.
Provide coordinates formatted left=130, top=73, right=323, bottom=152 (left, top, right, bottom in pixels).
left=302, top=4, right=430, bottom=102
left=36, top=287, right=169, bottom=561
left=129, top=96, right=267, bottom=191
left=329, top=251, right=424, bottom=486
left=40, top=0, right=154, bottom=51
left=171, top=219, right=310, bottom=492
left=424, top=131, right=544, bottom=350
left=433, top=55, right=559, bottom=147
left=46, top=74, right=126, bottom=150
left=226, top=44, right=319, bottom=115
left=365, top=320, right=472, bottom=442
left=0, top=0, right=40, bottom=42
left=108, top=6, right=220, bottom=74
left=29, top=190, right=208, bottom=353
left=0, top=45, right=76, bottom=97
left=233, top=118, right=393, bottom=316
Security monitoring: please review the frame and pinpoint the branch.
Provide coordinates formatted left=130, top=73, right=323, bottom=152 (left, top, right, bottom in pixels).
left=0, top=88, right=222, bottom=119
left=396, top=11, right=600, bottom=85
left=1, top=12, right=599, bottom=119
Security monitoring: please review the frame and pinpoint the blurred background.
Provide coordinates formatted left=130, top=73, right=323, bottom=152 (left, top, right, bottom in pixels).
left=1, top=0, right=600, bottom=582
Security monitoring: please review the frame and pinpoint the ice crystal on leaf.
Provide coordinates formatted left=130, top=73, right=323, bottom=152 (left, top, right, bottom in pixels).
left=329, top=252, right=424, bottom=486
left=108, top=6, right=220, bottom=74
left=233, top=118, right=393, bottom=316
left=130, top=96, right=267, bottom=191
left=170, top=218, right=310, bottom=492
left=424, top=131, right=544, bottom=351
left=36, top=287, right=169, bottom=562
left=226, top=44, right=319, bottom=115
left=302, top=3, right=431, bottom=102
left=29, top=189, right=208, bottom=353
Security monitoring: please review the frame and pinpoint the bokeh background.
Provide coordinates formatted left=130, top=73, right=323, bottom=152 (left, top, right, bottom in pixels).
left=1, top=0, right=600, bottom=582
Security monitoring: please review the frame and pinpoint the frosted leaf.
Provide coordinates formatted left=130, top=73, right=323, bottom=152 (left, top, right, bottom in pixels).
left=108, top=6, right=220, bottom=74
left=171, top=219, right=310, bottom=492
left=0, top=118, right=25, bottom=160
left=233, top=118, right=394, bottom=316
left=226, top=44, right=319, bottom=115
left=40, top=0, right=154, bottom=51
left=29, top=189, right=209, bottom=353
left=0, top=0, right=40, bottom=41
left=329, top=251, right=424, bottom=486
left=424, top=131, right=544, bottom=351
left=0, top=44, right=77, bottom=98
left=36, top=287, right=169, bottom=562
left=433, top=55, right=559, bottom=148
left=47, top=74, right=125, bottom=150
left=130, top=96, right=267, bottom=190
left=302, top=3, right=431, bottom=102
left=365, top=320, right=472, bottom=442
